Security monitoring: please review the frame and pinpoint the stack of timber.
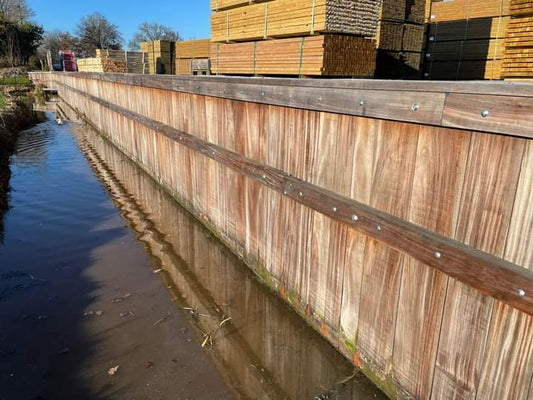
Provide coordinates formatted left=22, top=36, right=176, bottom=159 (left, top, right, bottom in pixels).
left=210, top=0, right=380, bottom=77
left=141, top=40, right=174, bottom=74
left=77, top=57, right=128, bottom=73
left=211, top=35, right=376, bottom=76
left=501, top=0, right=533, bottom=79
left=374, top=0, right=427, bottom=78
left=174, top=39, right=211, bottom=75
left=210, top=0, right=272, bottom=10
left=425, top=0, right=510, bottom=79
left=95, top=49, right=148, bottom=74
left=210, top=0, right=381, bottom=42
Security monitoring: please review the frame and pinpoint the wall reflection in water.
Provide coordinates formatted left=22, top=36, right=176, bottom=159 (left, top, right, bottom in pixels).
left=74, top=126, right=385, bottom=400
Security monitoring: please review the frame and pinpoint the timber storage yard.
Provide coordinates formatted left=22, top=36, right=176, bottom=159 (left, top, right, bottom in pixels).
left=32, top=0, right=533, bottom=399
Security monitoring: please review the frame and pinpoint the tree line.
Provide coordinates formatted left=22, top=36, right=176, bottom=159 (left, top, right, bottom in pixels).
left=0, top=0, right=182, bottom=68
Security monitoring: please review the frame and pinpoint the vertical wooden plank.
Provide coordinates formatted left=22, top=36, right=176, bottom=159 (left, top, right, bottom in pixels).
left=281, top=108, right=308, bottom=303
left=357, top=121, right=419, bottom=375
left=307, top=112, right=339, bottom=326
left=477, top=141, right=533, bottom=400
left=392, top=126, right=470, bottom=399
left=431, top=133, right=526, bottom=400
left=323, top=114, right=357, bottom=343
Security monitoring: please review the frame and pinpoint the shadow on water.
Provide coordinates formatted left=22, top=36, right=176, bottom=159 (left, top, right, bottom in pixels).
left=0, top=113, right=142, bottom=400
left=74, top=126, right=386, bottom=399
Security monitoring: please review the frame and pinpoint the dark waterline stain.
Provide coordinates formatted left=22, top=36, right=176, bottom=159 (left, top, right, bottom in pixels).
left=0, top=113, right=385, bottom=399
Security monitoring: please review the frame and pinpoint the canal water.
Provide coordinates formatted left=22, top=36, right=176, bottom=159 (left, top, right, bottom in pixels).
left=0, top=113, right=385, bottom=399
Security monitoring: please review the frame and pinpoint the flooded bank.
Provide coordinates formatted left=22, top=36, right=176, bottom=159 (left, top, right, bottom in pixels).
left=0, top=113, right=385, bottom=399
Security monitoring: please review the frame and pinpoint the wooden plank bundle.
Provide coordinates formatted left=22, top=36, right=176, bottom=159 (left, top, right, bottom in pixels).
left=429, top=0, right=510, bottom=22
left=211, top=35, right=376, bottom=76
left=374, top=0, right=427, bottom=78
left=425, top=0, right=511, bottom=79
left=141, top=40, right=174, bottom=74
left=95, top=49, right=148, bottom=74
left=502, top=1, right=533, bottom=79
left=175, top=39, right=212, bottom=75
left=211, top=0, right=381, bottom=43
left=210, top=0, right=272, bottom=11
left=77, top=58, right=128, bottom=73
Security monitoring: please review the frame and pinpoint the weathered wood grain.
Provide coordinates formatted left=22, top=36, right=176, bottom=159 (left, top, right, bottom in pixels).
left=443, top=93, right=533, bottom=139
left=339, top=116, right=378, bottom=358
left=392, top=126, right=470, bottom=399
left=357, top=121, right=419, bottom=376
left=476, top=141, right=533, bottom=400
left=431, top=133, right=526, bottom=399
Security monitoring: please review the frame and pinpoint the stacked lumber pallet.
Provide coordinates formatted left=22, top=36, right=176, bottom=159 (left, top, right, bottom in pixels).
left=374, top=0, right=427, bottom=78
left=174, top=39, right=211, bottom=75
left=77, top=58, right=128, bottom=73
left=95, top=49, right=148, bottom=74
left=211, top=0, right=381, bottom=42
left=211, top=35, right=376, bottom=76
left=425, top=0, right=510, bottom=79
left=141, top=40, right=174, bottom=74
left=210, top=0, right=380, bottom=77
left=502, top=0, right=533, bottom=79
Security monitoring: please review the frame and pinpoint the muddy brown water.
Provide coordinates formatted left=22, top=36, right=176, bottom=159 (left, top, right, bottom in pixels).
left=0, top=113, right=386, bottom=400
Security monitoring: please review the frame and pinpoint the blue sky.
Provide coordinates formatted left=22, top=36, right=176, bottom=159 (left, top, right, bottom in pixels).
left=27, top=0, right=211, bottom=45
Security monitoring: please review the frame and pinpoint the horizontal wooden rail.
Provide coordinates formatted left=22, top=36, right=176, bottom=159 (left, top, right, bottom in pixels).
left=57, top=80, right=533, bottom=316
left=32, top=72, right=533, bottom=139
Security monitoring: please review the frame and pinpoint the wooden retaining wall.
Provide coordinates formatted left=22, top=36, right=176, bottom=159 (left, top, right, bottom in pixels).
left=30, top=72, right=533, bottom=399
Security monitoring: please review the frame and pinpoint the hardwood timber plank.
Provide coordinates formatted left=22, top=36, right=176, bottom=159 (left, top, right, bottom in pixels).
left=477, top=140, right=533, bottom=400
left=442, top=93, right=533, bottom=138
left=431, top=133, right=526, bottom=399
left=357, top=121, right=419, bottom=375
left=392, top=126, right=471, bottom=399
left=339, top=116, right=379, bottom=358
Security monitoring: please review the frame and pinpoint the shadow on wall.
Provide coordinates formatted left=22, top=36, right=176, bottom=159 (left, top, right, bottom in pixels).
left=424, top=17, right=503, bottom=80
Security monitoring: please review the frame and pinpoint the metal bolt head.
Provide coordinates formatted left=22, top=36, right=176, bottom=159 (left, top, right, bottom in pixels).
left=283, top=190, right=288, bottom=195
left=332, top=207, right=337, bottom=213
left=518, top=289, right=526, bottom=297
left=412, top=103, right=420, bottom=111
left=318, top=97, right=322, bottom=102
left=299, top=191, right=304, bottom=197
left=481, top=109, right=490, bottom=118
left=262, top=174, right=266, bottom=179
left=212, top=151, right=215, bottom=156
left=261, top=92, right=265, bottom=96
left=434, top=251, right=442, bottom=259
left=376, top=225, right=381, bottom=232
left=359, top=100, right=365, bottom=106
left=351, top=215, right=359, bottom=222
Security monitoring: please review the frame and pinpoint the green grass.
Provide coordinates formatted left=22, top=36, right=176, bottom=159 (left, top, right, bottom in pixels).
left=0, top=93, right=7, bottom=110
left=0, top=76, right=31, bottom=86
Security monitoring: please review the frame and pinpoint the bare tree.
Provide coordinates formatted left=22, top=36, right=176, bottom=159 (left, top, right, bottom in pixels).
left=128, top=22, right=181, bottom=50
left=75, top=12, right=122, bottom=57
left=37, top=30, right=77, bottom=65
left=0, top=0, right=33, bottom=22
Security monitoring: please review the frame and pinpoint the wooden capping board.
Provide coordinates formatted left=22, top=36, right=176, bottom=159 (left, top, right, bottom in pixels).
left=54, top=79, right=533, bottom=316
left=31, top=72, right=533, bottom=138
